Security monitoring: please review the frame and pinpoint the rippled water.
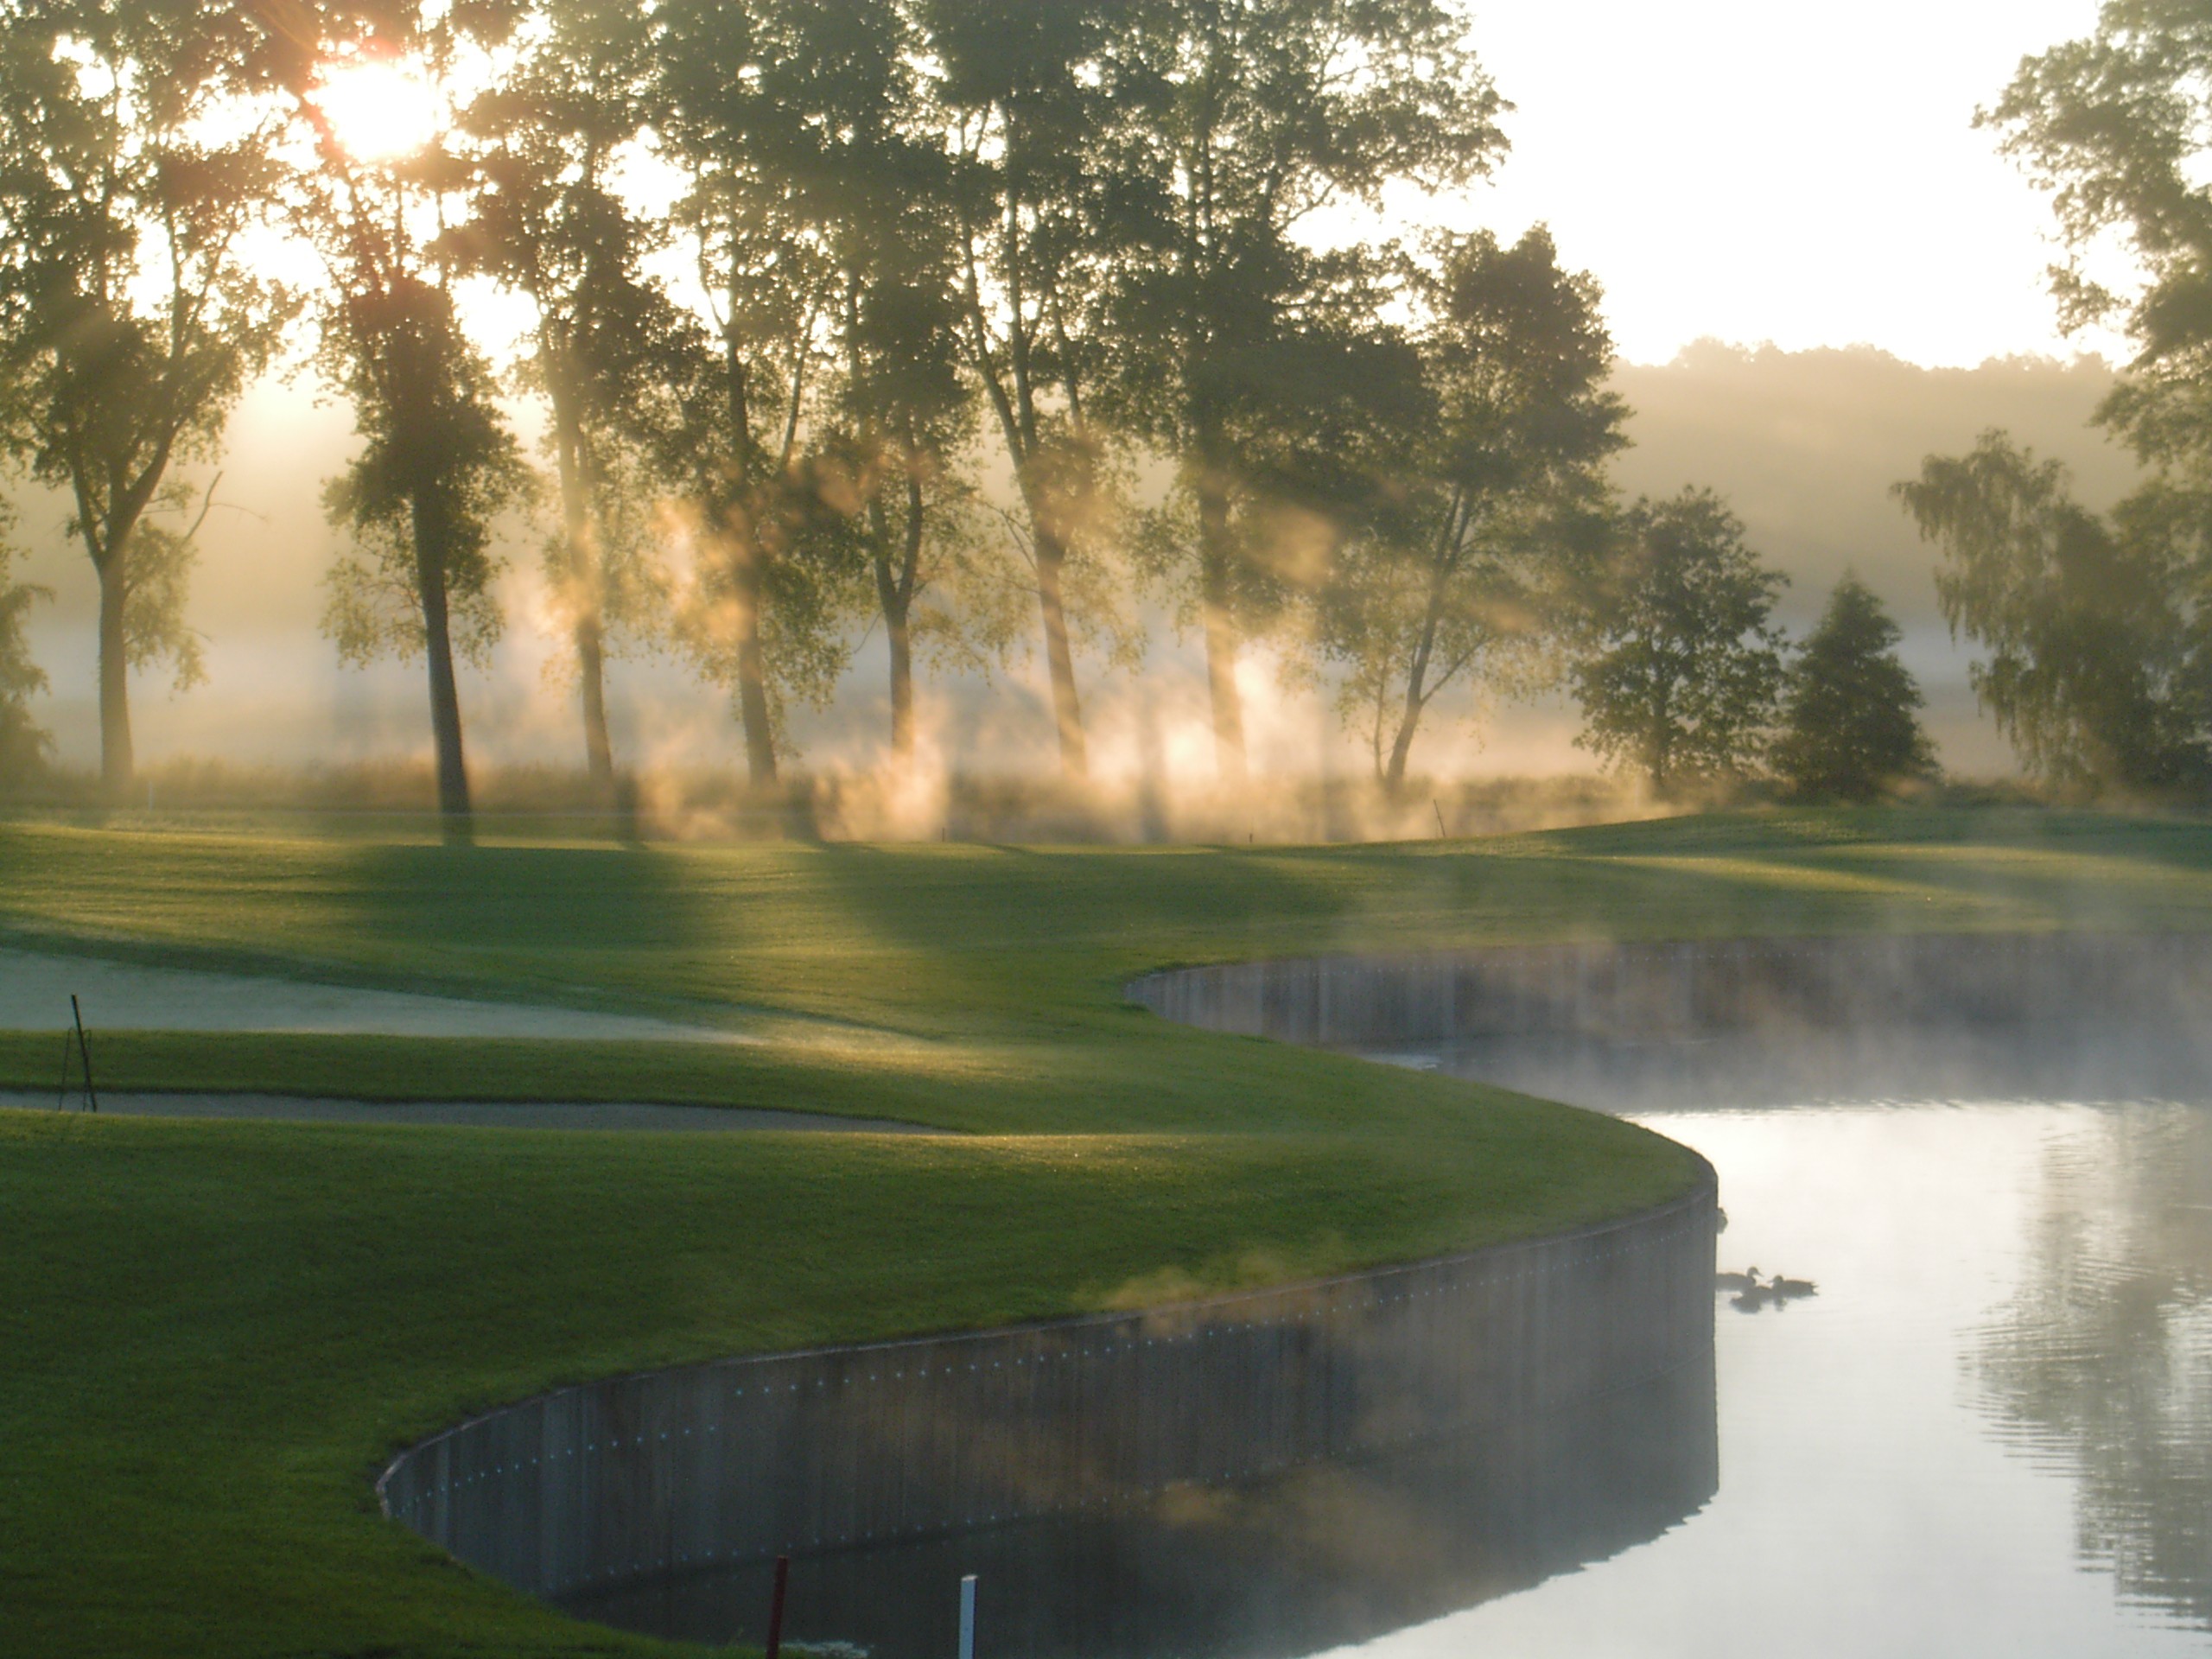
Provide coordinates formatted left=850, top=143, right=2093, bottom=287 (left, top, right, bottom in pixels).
left=563, top=1027, right=2212, bottom=1658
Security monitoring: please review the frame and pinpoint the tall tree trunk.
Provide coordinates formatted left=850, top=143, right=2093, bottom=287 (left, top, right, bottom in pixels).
left=553, top=398, right=614, bottom=789
left=728, top=529, right=778, bottom=789
left=1385, top=569, right=1449, bottom=792
left=575, top=613, right=613, bottom=786
left=93, top=545, right=133, bottom=798
left=410, top=496, right=474, bottom=841
left=1033, top=525, right=1088, bottom=779
left=721, top=321, right=779, bottom=792
left=1384, top=706, right=1421, bottom=791
left=885, top=594, right=914, bottom=769
left=1196, top=477, right=1246, bottom=785
left=874, top=478, right=924, bottom=772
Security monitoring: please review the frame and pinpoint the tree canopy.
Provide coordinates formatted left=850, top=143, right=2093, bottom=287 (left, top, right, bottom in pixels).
left=1319, top=226, right=1624, bottom=788
left=1897, top=430, right=2209, bottom=793
left=1570, top=489, right=1787, bottom=794
left=0, top=0, right=294, bottom=793
left=1770, top=570, right=1936, bottom=801
left=0, top=0, right=1828, bottom=815
left=0, top=507, right=51, bottom=786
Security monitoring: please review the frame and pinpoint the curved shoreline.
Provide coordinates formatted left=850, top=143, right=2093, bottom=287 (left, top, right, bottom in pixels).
left=374, top=925, right=2212, bottom=1630
left=376, top=938, right=1729, bottom=1615
left=379, top=1166, right=1717, bottom=1603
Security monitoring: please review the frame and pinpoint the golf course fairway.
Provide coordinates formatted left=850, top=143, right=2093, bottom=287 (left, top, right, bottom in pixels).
left=5, top=806, right=2210, bottom=1657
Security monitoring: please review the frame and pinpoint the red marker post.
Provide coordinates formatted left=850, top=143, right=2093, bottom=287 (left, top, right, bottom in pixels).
left=765, top=1554, right=791, bottom=1659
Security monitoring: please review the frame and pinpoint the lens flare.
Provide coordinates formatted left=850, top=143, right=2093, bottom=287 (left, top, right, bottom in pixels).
left=310, top=56, right=441, bottom=163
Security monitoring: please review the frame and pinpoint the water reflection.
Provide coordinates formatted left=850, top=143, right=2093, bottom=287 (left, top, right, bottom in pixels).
left=559, top=1357, right=1716, bottom=1659
left=1387, top=1031, right=2212, bottom=1658
left=1972, top=1103, right=2212, bottom=1628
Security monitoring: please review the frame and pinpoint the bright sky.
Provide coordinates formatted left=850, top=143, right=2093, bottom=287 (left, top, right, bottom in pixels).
left=1458, top=0, right=2112, bottom=368
left=288, top=2, right=2112, bottom=372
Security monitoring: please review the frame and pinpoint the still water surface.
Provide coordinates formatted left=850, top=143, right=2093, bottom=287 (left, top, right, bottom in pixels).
left=1384, top=1030, right=2212, bottom=1659
left=570, top=1028, right=2212, bottom=1658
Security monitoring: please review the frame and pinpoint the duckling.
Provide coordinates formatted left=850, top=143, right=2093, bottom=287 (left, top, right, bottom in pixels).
left=1715, top=1266, right=1761, bottom=1292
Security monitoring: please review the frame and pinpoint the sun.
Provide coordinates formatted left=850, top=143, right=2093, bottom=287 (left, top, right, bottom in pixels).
left=310, top=55, right=442, bottom=164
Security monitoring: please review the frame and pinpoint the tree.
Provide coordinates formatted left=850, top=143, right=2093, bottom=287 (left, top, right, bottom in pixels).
left=1984, top=3, right=2212, bottom=478
left=1895, top=431, right=2209, bottom=791
left=0, top=512, right=53, bottom=787
left=1099, top=0, right=1505, bottom=781
left=656, top=0, right=901, bottom=788
left=1570, top=489, right=1787, bottom=793
left=1770, top=571, right=1936, bottom=800
left=258, top=3, right=528, bottom=837
left=922, top=0, right=1140, bottom=779
left=1318, top=226, right=1625, bottom=788
left=457, top=0, right=685, bottom=792
left=810, top=125, right=999, bottom=774
left=0, top=0, right=292, bottom=794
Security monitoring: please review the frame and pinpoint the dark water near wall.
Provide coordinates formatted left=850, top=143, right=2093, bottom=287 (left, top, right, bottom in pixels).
left=561, top=1358, right=1715, bottom=1656
left=1363, top=1030, right=2212, bottom=1659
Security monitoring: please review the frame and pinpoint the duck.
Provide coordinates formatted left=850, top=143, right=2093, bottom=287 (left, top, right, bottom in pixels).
left=1715, top=1266, right=1761, bottom=1292
left=1769, top=1274, right=1818, bottom=1299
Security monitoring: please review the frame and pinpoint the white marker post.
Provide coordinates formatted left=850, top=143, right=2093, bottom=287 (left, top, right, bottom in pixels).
left=957, top=1573, right=977, bottom=1659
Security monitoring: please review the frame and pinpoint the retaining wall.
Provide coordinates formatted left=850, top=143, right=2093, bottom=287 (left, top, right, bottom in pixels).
left=380, top=1179, right=1714, bottom=1603
left=1126, top=931, right=2212, bottom=1049
left=378, top=936, right=1778, bottom=1611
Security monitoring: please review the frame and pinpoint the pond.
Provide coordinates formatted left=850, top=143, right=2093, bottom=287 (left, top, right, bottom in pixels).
left=1372, top=1024, right=2212, bottom=1659
left=557, top=1017, right=2212, bottom=1659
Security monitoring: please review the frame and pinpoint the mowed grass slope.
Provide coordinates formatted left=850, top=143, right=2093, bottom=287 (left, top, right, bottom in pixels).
left=3, top=805, right=2210, bottom=1657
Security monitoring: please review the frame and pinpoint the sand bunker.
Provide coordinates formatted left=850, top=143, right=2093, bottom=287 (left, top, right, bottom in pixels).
left=0, top=946, right=749, bottom=1044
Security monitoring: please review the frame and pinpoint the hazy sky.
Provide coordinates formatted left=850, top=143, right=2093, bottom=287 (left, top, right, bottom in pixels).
left=1462, top=0, right=2110, bottom=368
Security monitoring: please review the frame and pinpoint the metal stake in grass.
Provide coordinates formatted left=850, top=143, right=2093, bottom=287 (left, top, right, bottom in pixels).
left=57, top=995, right=98, bottom=1113
left=764, top=1554, right=790, bottom=1659
left=957, top=1573, right=977, bottom=1659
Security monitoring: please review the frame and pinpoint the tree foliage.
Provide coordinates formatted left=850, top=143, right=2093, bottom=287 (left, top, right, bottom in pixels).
left=1943, top=4, right=2212, bottom=798
left=264, top=1, right=529, bottom=833
left=1984, top=1, right=2212, bottom=474
left=1770, top=571, right=1936, bottom=801
left=1897, top=430, right=2210, bottom=792
left=0, top=0, right=293, bottom=791
left=0, top=510, right=53, bottom=785
left=1317, top=226, right=1624, bottom=786
left=1098, top=0, right=1507, bottom=779
left=455, top=0, right=686, bottom=787
left=1570, top=489, right=1787, bottom=792
left=0, top=0, right=1885, bottom=810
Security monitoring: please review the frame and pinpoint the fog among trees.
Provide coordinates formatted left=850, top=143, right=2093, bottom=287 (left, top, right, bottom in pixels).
left=0, top=2, right=2167, bottom=823
left=1, top=340, right=2140, bottom=790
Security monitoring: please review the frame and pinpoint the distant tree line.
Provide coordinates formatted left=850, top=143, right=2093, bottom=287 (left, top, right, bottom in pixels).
left=0, top=0, right=1945, bottom=830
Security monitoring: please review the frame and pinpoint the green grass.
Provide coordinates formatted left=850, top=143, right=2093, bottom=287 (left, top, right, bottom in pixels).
left=7, top=804, right=2212, bottom=1656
